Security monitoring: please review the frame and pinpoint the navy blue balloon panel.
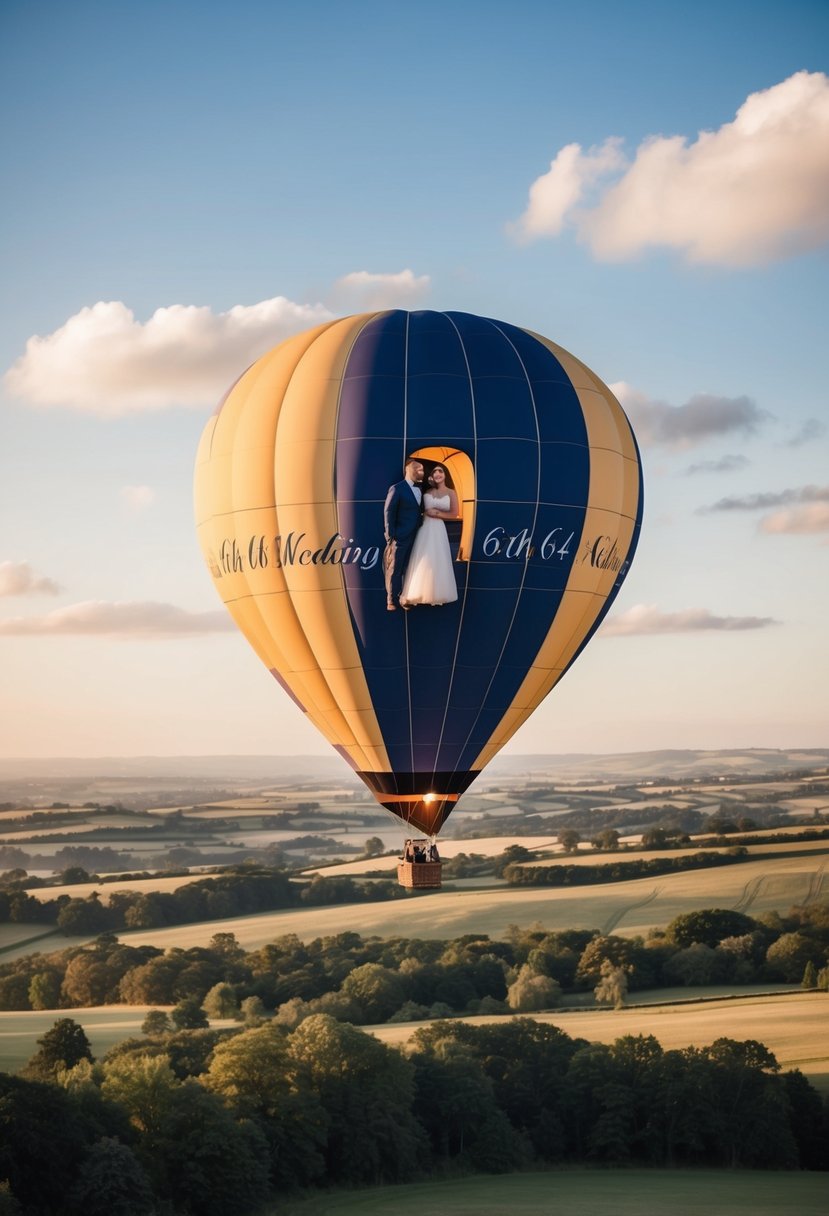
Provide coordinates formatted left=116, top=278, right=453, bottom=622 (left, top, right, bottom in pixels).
left=332, top=310, right=640, bottom=832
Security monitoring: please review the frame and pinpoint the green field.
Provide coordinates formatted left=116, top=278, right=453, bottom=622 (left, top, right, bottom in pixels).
left=2, top=991, right=826, bottom=1092
left=97, top=853, right=828, bottom=954
left=0, top=924, right=57, bottom=954
left=372, top=991, right=829, bottom=1093
left=0, top=1005, right=159, bottom=1072
left=281, top=1169, right=829, bottom=1215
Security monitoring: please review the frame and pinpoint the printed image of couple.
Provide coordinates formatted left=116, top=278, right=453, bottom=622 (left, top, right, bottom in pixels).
left=383, top=457, right=460, bottom=612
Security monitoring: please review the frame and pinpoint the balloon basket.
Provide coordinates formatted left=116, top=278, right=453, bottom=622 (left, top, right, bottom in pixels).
left=397, top=860, right=442, bottom=890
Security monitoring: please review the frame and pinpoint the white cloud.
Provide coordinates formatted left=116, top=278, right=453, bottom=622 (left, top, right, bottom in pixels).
left=512, top=71, right=829, bottom=265
left=611, top=382, right=768, bottom=449
left=4, top=297, right=335, bottom=415
left=329, top=268, right=431, bottom=310
left=509, top=139, right=624, bottom=241
left=0, top=601, right=235, bottom=637
left=121, top=485, right=156, bottom=510
left=4, top=269, right=431, bottom=415
left=0, top=561, right=61, bottom=597
left=603, top=604, right=778, bottom=636
left=760, top=503, right=829, bottom=535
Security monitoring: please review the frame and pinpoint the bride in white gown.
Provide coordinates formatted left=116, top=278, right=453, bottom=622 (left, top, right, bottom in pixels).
left=401, top=465, right=460, bottom=606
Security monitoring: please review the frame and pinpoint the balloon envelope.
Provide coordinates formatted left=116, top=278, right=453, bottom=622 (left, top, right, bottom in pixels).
left=194, top=310, right=643, bottom=835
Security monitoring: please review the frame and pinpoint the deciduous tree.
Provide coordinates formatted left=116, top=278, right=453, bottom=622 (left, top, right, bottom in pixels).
left=666, top=909, right=758, bottom=949
left=23, top=1017, right=93, bottom=1080
left=288, top=1014, right=423, bottom=1183
left=141, top=1010, right=171, bottom=1037
left=201, top=1021, right=327, bottom=1188
left=28, top=970, right=61, bottom=1010
left=101, top=1053, right=179, bottom=1141
left=765, top=932, right=819, bottom=983
left=171, top=996, right=208, bottom=1030
left=339, top=963, right=406, bottom=1022
left=203, top=982, right=239, bottom=1019
left=239, top=995, right=266, bottom=1026
left=506, top=964, right=561, bottom=1012
left=558, top=829, right=581, bottom=853
left=594, top=959, right=629, bottom=1008
left=69, top=1137, right=155, bottom=1216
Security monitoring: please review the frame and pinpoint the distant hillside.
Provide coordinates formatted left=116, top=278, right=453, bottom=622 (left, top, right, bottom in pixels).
left=0, top=755, right=346, bottom=781
left=0, top=748, right=825, bottom=791
left=487, top=749, right=829, bottom=781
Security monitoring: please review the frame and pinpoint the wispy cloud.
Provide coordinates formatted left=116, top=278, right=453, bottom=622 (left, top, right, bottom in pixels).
left=3, top=269, right=430, bottom=416
left=511, top=71, right=829, bottom=266
left=0, top=601, right=235, bottom=637
left=612, top=382, right=769, bottom=449
left=0, top=561, right=61, bottom=598
left=685, top=454, right=749, bottom=476
left=603, top=604, right=779, bottom=636
left=329, top=268, right=431, bottom=310
left=760, top=503, right=829, bottom=535
left=701, top=485, right=829, bottom=512
left=781, top=417, right=826, bottom=448
left=121, top=485, right=156, bottom=510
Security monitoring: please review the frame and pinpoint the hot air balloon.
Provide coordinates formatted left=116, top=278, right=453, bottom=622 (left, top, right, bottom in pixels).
left=194, top=310, right=642, bottom=886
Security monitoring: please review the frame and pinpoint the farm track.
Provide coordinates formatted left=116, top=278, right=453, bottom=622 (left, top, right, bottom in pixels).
left=803, top=862, right=826, bottom=905
left=733, top=874, right=765, bottom=912
left=601, top=886, right=662, bottom=935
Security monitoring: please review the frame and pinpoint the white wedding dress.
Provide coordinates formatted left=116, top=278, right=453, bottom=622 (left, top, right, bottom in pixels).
left=401, top=493, right=458, bottom=606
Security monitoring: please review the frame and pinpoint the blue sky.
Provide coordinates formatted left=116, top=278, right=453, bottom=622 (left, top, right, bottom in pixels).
left=1, top=0, right=827, bottom=757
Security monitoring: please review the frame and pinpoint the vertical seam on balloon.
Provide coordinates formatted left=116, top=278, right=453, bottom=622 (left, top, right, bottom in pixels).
left=429, top=311, right=477, bottom=788
left=445, top=319, right=543, bottom=787
left=403, top=312, right=415, bottom=783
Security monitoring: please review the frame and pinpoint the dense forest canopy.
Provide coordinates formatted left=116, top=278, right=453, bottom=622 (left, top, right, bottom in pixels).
left=3, top=1012, right=827, bottom=1215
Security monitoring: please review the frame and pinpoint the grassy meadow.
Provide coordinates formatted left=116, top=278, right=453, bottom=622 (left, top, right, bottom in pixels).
left=281, top=1169, right=829, bottom=1215
left=2, top=990, right=826, bottom=1092
left=372, top=991, right=829, bottom=1092
left=0, top=1005, right=159, bottom=1072
left=86, top=852, right=828, bottom=954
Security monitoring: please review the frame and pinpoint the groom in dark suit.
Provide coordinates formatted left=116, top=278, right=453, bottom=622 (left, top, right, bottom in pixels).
left=383, top=457, right=424, bottom=611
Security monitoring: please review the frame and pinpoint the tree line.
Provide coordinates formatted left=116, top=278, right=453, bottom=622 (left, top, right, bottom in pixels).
left=0, top=866, right=403, bottom=938
left=2, top=902, right=828, bottom=1017
left=503, top=849, right=748, bottom=886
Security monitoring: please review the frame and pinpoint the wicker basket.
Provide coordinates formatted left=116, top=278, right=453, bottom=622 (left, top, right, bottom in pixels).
left=397, top=860, right=442, bottom=889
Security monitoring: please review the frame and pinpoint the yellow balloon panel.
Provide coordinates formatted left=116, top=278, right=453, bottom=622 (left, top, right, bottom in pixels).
left=194, top=315, right=383, bottom=769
